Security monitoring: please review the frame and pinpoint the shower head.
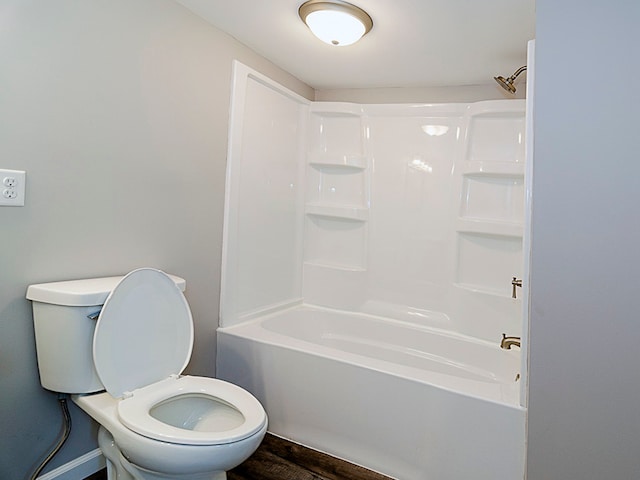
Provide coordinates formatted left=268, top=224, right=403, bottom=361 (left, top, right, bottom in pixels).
left=494, top=65, right=527, bottom=94
left=494, top=75, right=517, bottom=94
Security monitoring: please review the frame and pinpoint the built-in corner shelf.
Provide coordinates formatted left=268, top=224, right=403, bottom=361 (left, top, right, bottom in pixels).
left=303, top=261, right=366, bottom=272
left=309, top=102, right=363, bottom=117
left=462, top=162, right=525, bottom=177
left=456, top=219, right=523, bottom=237
left=305, top=102, right=370, bottom=277
left=454, top=282, right=509, bottom=298
left=465, top=100, right=526, bottom=118
left=305, top=204, right=369, bottom=222
left=308, top=153, right=367, bottom=170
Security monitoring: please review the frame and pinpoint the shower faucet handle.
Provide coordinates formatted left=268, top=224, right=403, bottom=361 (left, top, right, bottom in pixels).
left=511, top=277, right=522, bottom=299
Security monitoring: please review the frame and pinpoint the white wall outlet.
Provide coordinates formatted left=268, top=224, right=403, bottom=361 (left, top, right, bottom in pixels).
left=0, top=169, right=26, bottom=206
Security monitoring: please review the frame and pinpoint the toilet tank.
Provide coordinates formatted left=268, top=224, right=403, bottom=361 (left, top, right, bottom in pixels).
left=26, top=274, right=186, bottom=394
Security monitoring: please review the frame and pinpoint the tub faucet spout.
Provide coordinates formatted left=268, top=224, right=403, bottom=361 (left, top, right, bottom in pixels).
left=501, top=334, right=521, bottom=350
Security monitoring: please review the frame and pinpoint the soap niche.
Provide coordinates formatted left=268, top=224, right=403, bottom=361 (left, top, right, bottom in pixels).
left=308, top=113, right=363, bottom=158
left=304, top=215, right=367, bottom=270
left=306, top=165, right=366, bottom=207
left=460, top=174, right=524, bottom=224
left=455, top=232, right=522, bottom=296
left=466, top=113, right=525, bottom=163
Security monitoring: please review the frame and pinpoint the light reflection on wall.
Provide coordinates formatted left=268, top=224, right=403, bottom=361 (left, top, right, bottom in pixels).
left=409, top=157, right=433, bottom=173
left=421, top=125, right=449, bottom=136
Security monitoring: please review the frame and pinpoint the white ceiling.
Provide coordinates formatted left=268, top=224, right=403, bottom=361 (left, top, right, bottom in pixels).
left=175, top=0, right=535, bottom=90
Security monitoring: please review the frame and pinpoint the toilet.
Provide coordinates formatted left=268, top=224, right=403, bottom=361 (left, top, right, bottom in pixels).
left=26, top=268, right=267, bottom=480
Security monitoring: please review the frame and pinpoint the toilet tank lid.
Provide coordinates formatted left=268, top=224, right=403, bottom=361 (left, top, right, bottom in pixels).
left=26, top=274, right=186, bottom=307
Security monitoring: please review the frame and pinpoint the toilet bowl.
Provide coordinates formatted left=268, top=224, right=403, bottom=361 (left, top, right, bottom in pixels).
left=27, top=268, right=267, bottom=479
left=118, top=376, right=266, bottom=446
left=74, top=380, right=267, bottom=478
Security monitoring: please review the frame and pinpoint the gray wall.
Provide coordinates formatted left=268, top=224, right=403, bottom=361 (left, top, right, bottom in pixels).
left=0, top=1, right=312, bottom=478
left=527, top=2, right=640, bottom=479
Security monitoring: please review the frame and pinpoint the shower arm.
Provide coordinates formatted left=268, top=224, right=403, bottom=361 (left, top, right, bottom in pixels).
left=508, top=65, right=527, bottom=81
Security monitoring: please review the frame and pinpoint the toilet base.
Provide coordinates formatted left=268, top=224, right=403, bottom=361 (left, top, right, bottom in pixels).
left=98, top=427, right=227, bottom=480
left=98, top=426, right=134, bottom=480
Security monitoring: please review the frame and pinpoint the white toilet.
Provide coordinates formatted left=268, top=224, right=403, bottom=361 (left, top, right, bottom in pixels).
left=27, top=268, right=267, bottom=480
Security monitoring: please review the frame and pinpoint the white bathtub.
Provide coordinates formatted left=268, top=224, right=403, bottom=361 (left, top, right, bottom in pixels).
left=217, top=305, right=526, bottom=480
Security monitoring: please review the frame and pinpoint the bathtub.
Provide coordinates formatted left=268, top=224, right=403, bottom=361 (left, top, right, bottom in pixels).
left=217, top=305, right=526, bottom=480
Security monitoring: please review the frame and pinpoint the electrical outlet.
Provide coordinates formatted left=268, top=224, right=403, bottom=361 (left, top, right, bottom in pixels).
left=0, top=169, right=26, bottom=206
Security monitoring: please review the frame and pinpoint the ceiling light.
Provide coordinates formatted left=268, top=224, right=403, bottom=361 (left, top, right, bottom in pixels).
left=299, top=0, right=373, bottom=47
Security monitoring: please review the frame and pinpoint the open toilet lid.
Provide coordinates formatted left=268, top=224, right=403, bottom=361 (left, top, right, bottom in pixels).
left=93, top=268, right=194, bottom=398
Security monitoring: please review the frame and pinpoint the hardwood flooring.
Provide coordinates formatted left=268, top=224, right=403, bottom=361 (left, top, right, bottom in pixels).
left=228, top=434, right=392, bottom=480
left=83, top=470, right=107, bottom=480
left=83, top=433, right=393, bottom=480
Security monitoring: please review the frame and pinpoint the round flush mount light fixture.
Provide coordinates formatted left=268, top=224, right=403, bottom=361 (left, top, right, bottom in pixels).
left=299, top=0, right=373, bottom=47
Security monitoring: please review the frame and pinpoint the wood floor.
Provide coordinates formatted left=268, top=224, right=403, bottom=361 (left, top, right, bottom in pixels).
left=84, top=469, right=107, bottom=480
left=228, top=434, right=392, bottom=480
left=84, top=433, right=393, bottom=480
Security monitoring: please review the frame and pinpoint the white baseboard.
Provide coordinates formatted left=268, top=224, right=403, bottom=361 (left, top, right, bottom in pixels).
left=37, top=449, right=105, bottom=480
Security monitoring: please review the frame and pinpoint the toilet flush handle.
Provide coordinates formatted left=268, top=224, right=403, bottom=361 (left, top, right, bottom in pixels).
left=87, top=309, right=102, bottom=320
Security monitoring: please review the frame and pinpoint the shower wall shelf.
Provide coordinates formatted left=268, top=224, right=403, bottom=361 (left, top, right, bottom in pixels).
left=309, top=102, right=363, bottom=117
left=303, top=261, right=366, bottom=272
left=461, top=162, right=525, bottom=177
left=453, top=282, right=512, bottom=297
left=465, top=101, right=526, bottom=118
left=308, top=154, right=367, bottom=170
left=305, top=204, right=369, bottom=221
left=456, top=219, right=523, bottom=237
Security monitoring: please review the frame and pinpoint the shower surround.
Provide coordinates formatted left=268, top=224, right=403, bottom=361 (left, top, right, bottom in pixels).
left=218, top=62, right=527, bottom=480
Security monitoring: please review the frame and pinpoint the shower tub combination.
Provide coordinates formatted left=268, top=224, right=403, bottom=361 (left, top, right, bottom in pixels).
left=218, top=306, right=524, bottom=479
left=219, top=62, right=528, bottom=480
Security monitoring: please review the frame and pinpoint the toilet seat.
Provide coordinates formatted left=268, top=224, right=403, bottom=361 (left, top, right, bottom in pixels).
left=93, top=268, right=193, bottom=399
left=92, top=268, right=267, bottom=447
left=117, top=375, right=267, bottom=445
